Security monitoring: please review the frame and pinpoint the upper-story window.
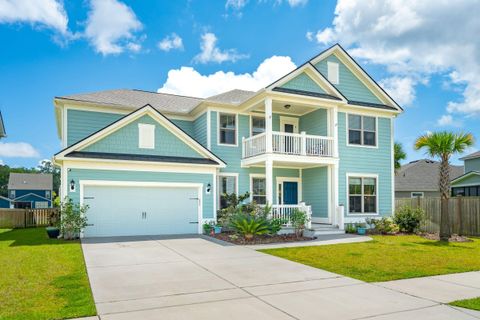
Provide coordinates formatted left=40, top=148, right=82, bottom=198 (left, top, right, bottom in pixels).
left=45, top=190, right=51, bottom=199
left=9, top=190, right=15, bottom=199
left=251, top=116, right=265, bottom=136
left=327, top=61, right=339, bottom=84
left=138, top=123, right=155, bottom=149
left=348, top=114, right=376, bottom=147
left=219, top=113, right=236, bottom=145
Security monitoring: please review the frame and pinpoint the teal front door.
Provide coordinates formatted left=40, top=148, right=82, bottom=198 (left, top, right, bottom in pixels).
left=283, top=182, right=298, bottom=205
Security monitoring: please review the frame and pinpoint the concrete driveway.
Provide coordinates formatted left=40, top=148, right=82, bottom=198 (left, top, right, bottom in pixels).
left=81, top=236, right=480, bottom=320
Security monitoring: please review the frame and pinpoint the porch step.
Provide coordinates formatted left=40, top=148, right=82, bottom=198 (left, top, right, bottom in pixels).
left=311, top=223, right=345, bottom=236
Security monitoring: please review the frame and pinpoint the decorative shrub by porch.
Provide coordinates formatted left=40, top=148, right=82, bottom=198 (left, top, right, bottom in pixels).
left=60, top=198, right=89, bottom=240
left=394, top=205, right=424, bottom=233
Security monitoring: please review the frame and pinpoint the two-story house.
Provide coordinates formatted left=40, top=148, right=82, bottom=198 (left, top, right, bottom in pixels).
left=451, top=151, right=480, bottom=196
left=7, top=173, right=53, bottom=208
left=53, top=44, right=403, bottom=237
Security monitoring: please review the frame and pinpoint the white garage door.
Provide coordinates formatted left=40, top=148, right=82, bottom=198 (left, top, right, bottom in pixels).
left=82, top=184, right=200, bottom=237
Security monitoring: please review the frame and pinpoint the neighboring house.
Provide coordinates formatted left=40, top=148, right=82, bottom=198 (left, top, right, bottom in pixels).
left=53, top=44, right=403, bottom=238
left=451, top=151, right=480, bottom=196
left=8, top=173, right=53, bottom=209
left=395, top=159, right=463, bottom=198
left=0, top=196, right=11, bottom=208
left=0, top=111, right=6, bottom=139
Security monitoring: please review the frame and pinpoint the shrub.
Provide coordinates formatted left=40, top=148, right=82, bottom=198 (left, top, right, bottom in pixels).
left=394, top=206, right=424, bottom=233
left=217, top=192, right=253, bottom=228
left=203, top=222, right=214, bottom=234
left=291, top=209, right=309, bottom=237
left=345, top=223, right=357, bottom=234
left=59, top=198, right=89, bottom=240
left=268, top=218, right=284, bottom=235
left=367, top=217, right=399, bottom=235
left=230, top=215, right=269, bottom=240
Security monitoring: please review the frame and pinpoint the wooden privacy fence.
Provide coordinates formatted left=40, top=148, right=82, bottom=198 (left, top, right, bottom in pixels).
left=0, top=208, right=59, bottom=228
left=395, top=197, right=480, bottom=236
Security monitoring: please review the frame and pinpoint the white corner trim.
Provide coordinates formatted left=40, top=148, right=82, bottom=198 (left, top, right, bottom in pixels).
left=207, top=110, right=211, bottom=150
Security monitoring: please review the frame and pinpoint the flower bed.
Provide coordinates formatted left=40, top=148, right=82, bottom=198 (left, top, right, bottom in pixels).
left=209, top=231, right=315, bottom=245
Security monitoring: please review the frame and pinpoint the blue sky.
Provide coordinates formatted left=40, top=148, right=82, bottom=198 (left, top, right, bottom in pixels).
left=0, top=0, right=479, bottom=168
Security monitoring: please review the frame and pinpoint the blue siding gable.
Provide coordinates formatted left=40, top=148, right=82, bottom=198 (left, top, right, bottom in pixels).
left=465, top=158, right=480, bottom=173
left=67, top=109, right=123, bottom=146
left=280, top=73, right=326, bottom=94
left=315, top=54, right=382, bottom=105
left=82, top=114, right=205, bottom=159
left=10, top=189, right=50, bottom=200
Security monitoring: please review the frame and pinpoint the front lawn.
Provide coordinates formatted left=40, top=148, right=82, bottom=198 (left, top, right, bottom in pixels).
left=450, top=297, right=480, bottom=311
left=260, top=235, right=480, bottom=282
left=0, top=228, right=96, bottom=320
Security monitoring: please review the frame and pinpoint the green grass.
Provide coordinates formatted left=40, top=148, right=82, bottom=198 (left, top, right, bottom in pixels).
left=260, top=235, right=480, bottom=282
left=0, top=228, right=96, bottom=320
left=450, top=297, right=480, bottom=311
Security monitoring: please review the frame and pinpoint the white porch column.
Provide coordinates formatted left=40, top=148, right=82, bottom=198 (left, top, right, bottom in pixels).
left=330, top=106, right=339, bottom=157
left=265, top=98, right=273, bottom=154
left=265, top=158, right=273, bottom=205
left=332, top=162, right=343, bottom=229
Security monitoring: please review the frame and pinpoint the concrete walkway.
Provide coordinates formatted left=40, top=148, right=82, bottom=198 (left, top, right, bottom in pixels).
left=80, top=236, right=480, bottom=319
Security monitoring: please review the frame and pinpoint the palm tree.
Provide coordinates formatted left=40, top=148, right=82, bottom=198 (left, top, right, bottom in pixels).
left=394, top=142, right=406, bottom=172
left=414, top=131, right=474, bottom=241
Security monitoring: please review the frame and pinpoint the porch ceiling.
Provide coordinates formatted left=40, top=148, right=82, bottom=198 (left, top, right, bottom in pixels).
left=252, top=100, right=324, bottom=116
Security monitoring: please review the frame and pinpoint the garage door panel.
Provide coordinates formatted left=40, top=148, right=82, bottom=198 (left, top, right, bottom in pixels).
left=83, top=184, right=199, bottom=237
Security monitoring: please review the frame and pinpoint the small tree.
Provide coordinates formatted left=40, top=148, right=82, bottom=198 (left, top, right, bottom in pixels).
left=414, top=131, right=474, bottom=240
left=394, top=142, right=407, bottom=172
left=291, top=209, right=309, bottom=237
left=60, top=198, right=89, bottom=240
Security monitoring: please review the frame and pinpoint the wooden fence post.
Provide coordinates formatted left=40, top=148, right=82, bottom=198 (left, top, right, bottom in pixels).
left=456, top=196, right=462, bottom=235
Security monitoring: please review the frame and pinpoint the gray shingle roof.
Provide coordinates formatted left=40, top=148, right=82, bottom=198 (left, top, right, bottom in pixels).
left=58, top=89, right=204, bottom=115
left=460, top=151, right=480, bottom=161
left=206, top=89, right=257, bottom=105
left=0, top=111, right=5, bottom=138
left=57, top=89, right=258, bottom=115
left=8, top=173, right=53, bottom=190
left=395, top=159, right=464, bottom=192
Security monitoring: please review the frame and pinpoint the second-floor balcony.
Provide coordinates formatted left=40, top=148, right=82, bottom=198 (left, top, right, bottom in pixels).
left=242, top=131, right=335, bottom=159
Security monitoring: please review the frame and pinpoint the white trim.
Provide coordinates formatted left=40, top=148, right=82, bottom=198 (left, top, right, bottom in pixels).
left=212, top=171, right=217, bottom=222
left=217, top=172, right=239, bottom=210
left=79, top=180, right=204, bottom=236
left=276, top=176, right=302, bottom=205
left=62, top=107, right=67, bottom=148
left=327, top=164, right=332, bottom=224
left=217, top=112, right=238, bottom=147
left=13, top=192, right=51, bottom=202
left=279, top=116, right=299, bottom=133
left=346, top=172, right=379, bottom=216
left=410, top=192, right=424, bottom=198
left=207, top=110, right=211, bottom=150
left=390, top=118, right=395, bottom=213
left=451, top=171, right=480, bottom=185
left=249, top=173, right=266, bottom=203
left=55, top=105, right=225, bottom=167
left=346, top=113, right=378, bottom=149
left=452, top=183, right=480, bottom=188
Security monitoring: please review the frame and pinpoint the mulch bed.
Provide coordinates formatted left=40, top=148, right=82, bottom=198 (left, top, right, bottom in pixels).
left=420, top=233, right=473, bottom=242
left=209, top=231, right=316, bottom=245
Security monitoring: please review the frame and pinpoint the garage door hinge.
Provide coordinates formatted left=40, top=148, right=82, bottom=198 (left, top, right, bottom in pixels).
left=83, top=197, right=95, bottom=200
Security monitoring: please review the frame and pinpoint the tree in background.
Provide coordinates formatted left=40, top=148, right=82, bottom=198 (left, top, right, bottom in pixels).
left=394, top=142, right=407, bottom=172
left=414, top=131, right=474, bottom=241
left=37, top=159, right=60, bottom=194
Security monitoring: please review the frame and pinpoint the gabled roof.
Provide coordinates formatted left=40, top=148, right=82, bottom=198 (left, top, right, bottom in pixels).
left=0, top=111, right=6, bottom=138
left=8, top=173, right=53, bottom=190
left=13, top=192, right=51, bottom=202
left=395, top=159, right=464, bottom=192
left=451, top=171, right=480, bottom=185
left=460, top=151, right=480, bottom=161
left=54, top=104, right=226, bottom=167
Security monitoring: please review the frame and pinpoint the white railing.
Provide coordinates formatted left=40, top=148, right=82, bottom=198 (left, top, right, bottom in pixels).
left=242, top=132, right=266, bottom=158
left=271, top=203, right=312, bottom=229
left=242, top=131, right=334, bottom=159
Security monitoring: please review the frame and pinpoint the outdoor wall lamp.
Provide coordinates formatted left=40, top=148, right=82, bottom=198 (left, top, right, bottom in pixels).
left=70, top=179, right=76, bottom=192
left=206, top=183, right=211, bottom=194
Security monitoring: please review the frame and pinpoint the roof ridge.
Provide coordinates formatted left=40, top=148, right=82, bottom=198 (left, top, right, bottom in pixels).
left=132, top=89, right=204, bottom=100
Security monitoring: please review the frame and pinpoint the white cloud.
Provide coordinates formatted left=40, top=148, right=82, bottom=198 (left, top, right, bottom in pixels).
left=158, top=55, right=296, bottom=98
left=0, top=0, right=68, bottom=34
left=379, top=77, right=416, bottom=107
left=84, top=0, right=143, bottom=55
left=193, top=32, right=248, bottom=64
left=437, top=114, right=462, bottom=127
left=225, top=0, right=248, bottom=10
left=158, top=33, right=183, bottom=52
left=0, top=142, right=39, bottom=158
left=312, top=0, right=480, bottom=115
left=285, top=0, right=308, bottom=7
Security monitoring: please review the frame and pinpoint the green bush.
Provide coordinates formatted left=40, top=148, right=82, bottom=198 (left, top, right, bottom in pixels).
left=394, top=206, right=424, bottom=233
left=59, top=198, right=89, bottom=240
left=345, top=223, right=357, bottom=234
left=291, top=209, right=309, bottom=237
left=203, top=222, right=213, bottom=234
left=230, top=215, right=269, bottom=240
left=367, top=217, right=399, bottom=235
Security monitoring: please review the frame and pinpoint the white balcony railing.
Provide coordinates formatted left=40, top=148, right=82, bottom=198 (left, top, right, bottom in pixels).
left=271, top=203, right=312, bottom=229
left=242, top=131, right=334, bottom=159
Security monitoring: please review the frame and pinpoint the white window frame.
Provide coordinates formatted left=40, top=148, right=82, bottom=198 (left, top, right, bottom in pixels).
left=327, top=61, right=339, bottom=84
left=346, top=173, right=379, bottom=216
left=35, top=201, right=49, bottom=209
left=9, top=190, right=15, bottom=199
left=346, top=113, right=378, bottom=148
left=218, top=173, right=239, bottom=209
left=138, top=123, right=155, bottom=149
left=217, top=113, right=238, bottom=147
left=250, top=115, right=266, bottom=137
left=250, top=173, right=266, bottom=204
left=410, top=192, right=424, bottom=198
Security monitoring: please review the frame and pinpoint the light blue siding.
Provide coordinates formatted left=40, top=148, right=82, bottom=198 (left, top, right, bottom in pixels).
left=302, top=167, right=328, bottom=218
left=299, top=109, right=328, bottom=136
left=338, top=112, right=393, bottom=216
left=315, top=54, right=382, bottom=104
left=171, top=119, right=194, bottom=137
left=451, top=173, right=480, bottom=187
left=67, top=109, right=123, bottom=146
left=67, top=168, right=215, bottom=219
left=193, top=113, right=207, bottom=147
left=83, top=115, right=204, bottom=158
left=465, top=158, right=480, bottom=174
left=280, top=73, right=326, bottom=94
